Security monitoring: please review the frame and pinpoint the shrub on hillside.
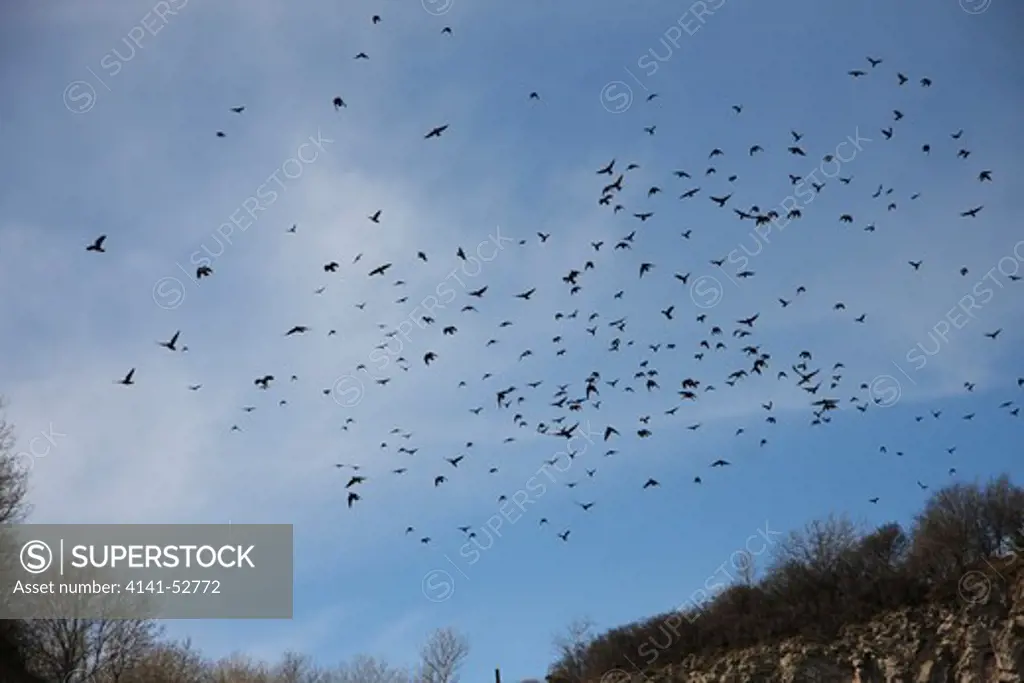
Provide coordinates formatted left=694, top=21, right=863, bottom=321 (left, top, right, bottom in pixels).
left=547, top=475, right=1024, bottom=682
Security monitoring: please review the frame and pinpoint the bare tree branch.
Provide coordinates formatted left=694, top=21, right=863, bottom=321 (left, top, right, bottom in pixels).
left=549, top=617, right=595, bottom=683
left=338, top=654, right=411, bottom=683
left=418, top=627, right=469, bottom=683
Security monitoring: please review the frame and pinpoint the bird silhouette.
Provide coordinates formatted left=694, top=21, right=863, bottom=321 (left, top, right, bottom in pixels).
left=425, top=125, right=449, bottom=139
left=158, top=331, right=181, bottom=351
left=516, top=288, right=537, bottom=300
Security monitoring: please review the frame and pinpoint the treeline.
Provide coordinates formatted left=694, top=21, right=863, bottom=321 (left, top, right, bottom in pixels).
left=1, top=631, right=468, bottom=683
left=0, top=405, right=471, bottom=683
left=547, top=474, right=1024, bottom=683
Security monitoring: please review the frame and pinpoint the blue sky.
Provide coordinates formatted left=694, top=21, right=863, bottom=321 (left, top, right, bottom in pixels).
left=1, top=0, right=1023, bottom=679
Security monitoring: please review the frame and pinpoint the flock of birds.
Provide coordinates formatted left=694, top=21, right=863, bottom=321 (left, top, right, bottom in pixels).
left=80, top=44, right=1018, bottom=548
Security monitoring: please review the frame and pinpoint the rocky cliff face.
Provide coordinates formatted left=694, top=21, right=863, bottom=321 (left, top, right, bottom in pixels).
left=634, top=565, right=1024, bottom=682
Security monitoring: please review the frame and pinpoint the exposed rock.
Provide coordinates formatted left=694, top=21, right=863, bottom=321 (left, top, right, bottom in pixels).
left=617, top=563, right=1024, bottom=683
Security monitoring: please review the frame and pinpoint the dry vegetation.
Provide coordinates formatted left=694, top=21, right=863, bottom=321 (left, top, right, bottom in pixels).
left=546, top=475, right=1024, bottom=683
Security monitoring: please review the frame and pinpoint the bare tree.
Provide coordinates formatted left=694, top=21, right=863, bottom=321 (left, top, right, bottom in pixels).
left=0, top=398, right=30, bottom=525
left=734, top=550, right=756, bottom=585
left=910, top=475, right=1024, bottom=582
left=979, top=474, right=1024, bottom=555
left=338, top=655, right=411, bottom=683
left=0, top=619, right=46, bottom=683
left=845, top=523, right=909, bottom=578
left=114, top=639, right=209, bottom=683
left=213, top=653, right=273, bottom=683
left=0, top=402, right=46, bottom=683
left=23, top=617, right=161, bottom=683
left=550, top=617, right=595, bottom=683
left=16, top=559, right=159, bottom=683
left=769, top=514, right=860, bottom=579
left=417, top=627, right=469, bottom=683
left=273, top=651, right=333, bottom=683
left=100, top=618, right=162, bottom=683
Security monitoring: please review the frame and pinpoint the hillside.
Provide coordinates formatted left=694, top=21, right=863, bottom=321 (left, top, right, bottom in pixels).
left=546, top=475, right=1024, bottom=683
left=615, top=559, right=1022, bottom=681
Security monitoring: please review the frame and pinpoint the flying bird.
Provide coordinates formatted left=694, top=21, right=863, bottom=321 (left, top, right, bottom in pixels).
left=515, top=288, right=537, bottom=300
left=157, top=331, right=181, bottom=351
left=425, top=125, right=449, bottom=139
